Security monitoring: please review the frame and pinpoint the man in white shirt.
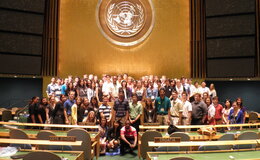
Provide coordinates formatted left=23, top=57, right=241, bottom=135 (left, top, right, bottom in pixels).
left=181, top=92, right=192, bottom=127
left=102, top=75, right=113, bottom=96
left=200, top=81, right=210, bottom=95
left=111, top=76, right=121, bottom=101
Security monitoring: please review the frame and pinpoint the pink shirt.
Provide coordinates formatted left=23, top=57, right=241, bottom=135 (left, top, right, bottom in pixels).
left=120, top=126, right=137, bottom=139
left=214, top=104, right=223, bottom=120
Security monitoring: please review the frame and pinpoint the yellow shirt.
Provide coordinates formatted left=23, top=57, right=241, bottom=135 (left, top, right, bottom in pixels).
left=71, top=104, right=77, bottom=125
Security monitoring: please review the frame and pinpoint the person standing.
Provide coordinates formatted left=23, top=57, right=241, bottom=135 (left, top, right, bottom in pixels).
left=181, top=92, right=192, bottom=127
left=64, top=91, right=75, bottom=124
left=46, top=77, right=56, bottom=98
left=143, top=98, right=157, bottom=123
left=212, top=96, right=223, bottom=125
left=114, top=90, right=129, bottom=124
left=99, top=96, right=112, bottom=125
left=169, top=91, right=183, bottom=125
left=71, top=97, right=82, bottom=125
left=28, top=97, right=40, bottom=125
left=129, top=94, right=142, bottom=132
left=191, top=93, right=207, bottom=125
left=155, top=88, right=171, bottom=125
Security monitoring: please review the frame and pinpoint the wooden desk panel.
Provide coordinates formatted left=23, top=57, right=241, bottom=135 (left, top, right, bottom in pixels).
left=148, top=139, right=259, bottom=147
left=0, top=138, right=82, bottom=146
left=0, top=150, right=83, bottom=160
left=147, top=150, right=260, bottom=160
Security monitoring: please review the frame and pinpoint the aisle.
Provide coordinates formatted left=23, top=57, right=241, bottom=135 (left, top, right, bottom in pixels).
left=98, top=150, right=139, bottom=160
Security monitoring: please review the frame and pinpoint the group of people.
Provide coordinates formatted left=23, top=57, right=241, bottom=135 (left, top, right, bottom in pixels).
left=27, top=73, right=246, bottom=154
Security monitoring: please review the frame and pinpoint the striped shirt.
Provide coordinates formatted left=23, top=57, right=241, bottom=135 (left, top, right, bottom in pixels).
left=120, top=126, right=137, bottom=139
left=98, top=104, right=111, bottom=120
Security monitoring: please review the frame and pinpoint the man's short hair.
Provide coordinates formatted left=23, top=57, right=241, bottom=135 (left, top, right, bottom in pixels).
left=212, top=96, right=218, bottom=100
left=132, top=93, right=138, bottom=98
left=194, top=93, right=201, bottom=97
left=159, top=88, right=165, bottom=92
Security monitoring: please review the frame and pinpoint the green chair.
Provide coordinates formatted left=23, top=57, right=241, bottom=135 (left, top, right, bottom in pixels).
left=248, top=112, right=259, bottom=124
left=9, top=129, right=32, bottom=149
left=37, top=131, right=56, bottom=150
left=2, top=110, right=12, bottom=122
left=234, top=131, right=259, bottom=149
left=218, top=133, right=235, bottom=150
left=23, top=151, right=62, bottom=160
left=170, top=132, right=190, bottom=151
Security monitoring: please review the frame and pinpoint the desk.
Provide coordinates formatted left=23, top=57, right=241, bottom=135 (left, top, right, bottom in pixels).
left=0, top=121, right=99, bottom=129
left=0, top=138, right=82, bottom=146
left=0, top=128, right=98, bottom=141
left=138, top=129, right=260, bottom=141
left=148, top=139, right=259, bottom=147
left=147, top=150, right=260, bottom=160
left=0, top=150, right=83, bottom=160
left=139, top=123, right=260, bottom=131
left=0, top=128, right=100, bottom=159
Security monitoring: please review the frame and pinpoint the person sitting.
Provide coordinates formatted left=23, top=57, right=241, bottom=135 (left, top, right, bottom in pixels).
left=107, top=120, right=121, bottom=151
left=99, top=118, right=108, bottom=154
left=120, top=120, right=137, bottom=155
left=83, top=111, right=97, bottom=132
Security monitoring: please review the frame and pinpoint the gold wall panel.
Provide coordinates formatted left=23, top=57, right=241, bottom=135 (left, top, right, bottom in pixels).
left=58, top=0, right=191, bottom=78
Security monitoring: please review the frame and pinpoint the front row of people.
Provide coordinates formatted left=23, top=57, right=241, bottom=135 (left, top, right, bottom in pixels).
left=98, top=118, right=137, bottom=155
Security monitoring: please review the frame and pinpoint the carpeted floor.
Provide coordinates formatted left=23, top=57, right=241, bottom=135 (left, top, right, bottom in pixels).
left=98, top=150, right=139, bottom=160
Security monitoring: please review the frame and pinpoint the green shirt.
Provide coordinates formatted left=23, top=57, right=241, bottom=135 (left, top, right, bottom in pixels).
left=155, top=96, right=171, bottom=115
left=129, top=102, right=143, bottom=119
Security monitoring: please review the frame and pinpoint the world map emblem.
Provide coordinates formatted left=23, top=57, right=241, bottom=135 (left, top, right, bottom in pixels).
left=97, top=0, right=155, bottom=46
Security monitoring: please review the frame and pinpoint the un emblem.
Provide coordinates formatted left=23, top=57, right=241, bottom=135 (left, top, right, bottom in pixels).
left=97, top=0, right=155, bottom=46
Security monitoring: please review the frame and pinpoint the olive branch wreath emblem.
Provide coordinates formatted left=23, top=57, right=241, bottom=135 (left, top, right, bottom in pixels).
left=107, top=3, right=144, bottom=35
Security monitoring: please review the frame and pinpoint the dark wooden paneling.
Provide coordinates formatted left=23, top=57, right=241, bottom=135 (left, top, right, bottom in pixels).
left=207, top=37, right=255, bottom=58
left=207, top=58, right=255, bottom=77
left=0, top=54, right=41, bottom=75
left=0, top=32, right=42, bottom=55
left=206, top=14, right=255, bottom=37
left=0, top=10, right=44, bottom=34
left=0, top=0, right=45, bottom=13
left=206, top=0, right=255, bottom=16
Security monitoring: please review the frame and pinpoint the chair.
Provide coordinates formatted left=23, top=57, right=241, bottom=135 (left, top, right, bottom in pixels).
left=234, top=131, right=259, bottom=149
left=218, top=133, right=235, bottom=150
left=2, top=110, right=12, bottom=122
left=170, top=132, right=190, bottom=151
left=9, top=129, right=32, bottom=149
left=23, top=151, right=62, bottom=160
left=67, top=128, right=96, bottom=160
left=139, top=130, right=162, bottom=159
left=36, top=130, right=71, bottom=150
left=248, top=112, right=259, bottom=124
left=170, top=157, right=194, bottom=160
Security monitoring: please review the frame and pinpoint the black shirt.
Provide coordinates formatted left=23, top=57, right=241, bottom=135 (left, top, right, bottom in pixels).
left=28, top=103, right=39, bottom=123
